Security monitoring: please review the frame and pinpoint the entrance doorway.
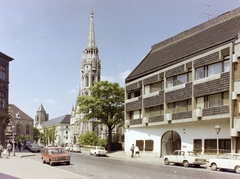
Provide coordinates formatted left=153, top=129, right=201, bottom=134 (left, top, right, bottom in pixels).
left=161, top=130, right=181, bottom=157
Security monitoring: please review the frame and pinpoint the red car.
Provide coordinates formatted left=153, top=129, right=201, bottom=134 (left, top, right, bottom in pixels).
left=41, top=147, right=70, bottom=166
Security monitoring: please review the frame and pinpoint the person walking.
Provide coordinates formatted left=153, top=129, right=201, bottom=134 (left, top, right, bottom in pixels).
left=0, top=143, right=3, bottom=158
left=7, top=142, right=12, bottom=156
left=135, top=145, right=140, bottom=157
left=130, top=144, right=135, bottom=158
left=18, top=141, right=22, bottom=152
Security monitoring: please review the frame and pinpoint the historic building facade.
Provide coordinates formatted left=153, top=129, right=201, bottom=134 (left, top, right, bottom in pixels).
left=0, top=52, right=13, bottom=147
left=125, top=7, right=240, bottom=157
left=69, top=10, right=107, bottom=144
left=6, top=104, right=34, bottom=143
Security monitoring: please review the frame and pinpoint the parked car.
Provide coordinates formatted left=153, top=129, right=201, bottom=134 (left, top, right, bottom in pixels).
left=90, top=146, right=107, bottom=156
left=164, top=150, right=207, bottom=167
left=28, top=143, right=40, bottom=152
left=71, top=144, right=81, bottom=153
left=64, top=143, right=73, bottom=151
left=209, top=153, right=240, bottom=174
left=41, top=147, right=70, bottom=166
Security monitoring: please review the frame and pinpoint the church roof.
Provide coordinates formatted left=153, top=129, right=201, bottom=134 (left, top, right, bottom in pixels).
left=126, top=7, right=240, bottom=83
left=41, top=114, right=71, bottom=127
left=9, top=104, right=34, bottom=120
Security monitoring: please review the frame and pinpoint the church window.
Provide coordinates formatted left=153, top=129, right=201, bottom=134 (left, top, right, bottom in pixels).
left=26, top=125, right=30, bottom=135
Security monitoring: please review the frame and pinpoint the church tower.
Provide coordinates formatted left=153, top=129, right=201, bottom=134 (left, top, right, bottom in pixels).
left=35, top=104, right=49, bottom=128
left=80, top=9, right=101, bottom=95
left=70, top=10, right=102, bottom=144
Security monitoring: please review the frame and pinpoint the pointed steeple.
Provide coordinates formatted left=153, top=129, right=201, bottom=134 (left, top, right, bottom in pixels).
left=86, top=9, right=96, bottom=48
left=37, top=104, right=45, bottom=112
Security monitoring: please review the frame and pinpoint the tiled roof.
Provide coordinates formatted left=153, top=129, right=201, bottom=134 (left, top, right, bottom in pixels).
left=9, top=104, right=34, bottom=120
left=126, top=7, right=240, bottom=83
left=41, top=114, right=70, bottom=127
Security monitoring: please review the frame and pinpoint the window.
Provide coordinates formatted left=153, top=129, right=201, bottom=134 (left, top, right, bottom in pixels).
left=193, top=139, right=202, bottom=153
left=167, top=73, right=189, bottom=88
left=196, top=67, right=204, bottom=80
left=198, top=92, right=229, bottom=109
left=134, top=90, right=141, bottom=97
left=208, top=62, right=222, bottom=77
left=145, top=140, right=154, bottom=151
left=204, top=139, right=216, bottom=153
left=145, top=105, right=163, bottom=117
left=136, top=140, right=144, bottom=151
left=26, top=125, right=30, bottom=135
left=144, top=81, right=163, bottom=95
left=16, top=124, right=21, bottom=135
left=167, top=99, right=191, bottom=113
left=0, top=92, right=5, bottom=108
left=196, top=60, right=229, bottom=80
left=0, top=65, right=6, bottom=80
left=130, top=110, right=141, bottom=119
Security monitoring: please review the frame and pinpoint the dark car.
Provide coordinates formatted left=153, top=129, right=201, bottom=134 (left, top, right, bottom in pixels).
left=41, top=147, right=70, bottom=166
left=28, top=143, right=40, bottom=152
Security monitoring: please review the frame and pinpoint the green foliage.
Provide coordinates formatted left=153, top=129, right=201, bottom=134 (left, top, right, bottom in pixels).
left=79, top=131, right=99, bottom=146
left=39, top=127, right=56, bottom=146
left=76, top=81, right=125, bottom=151
left=33, top=127, right=40, bottom=143
left=16, top=134, right=30, bottom=143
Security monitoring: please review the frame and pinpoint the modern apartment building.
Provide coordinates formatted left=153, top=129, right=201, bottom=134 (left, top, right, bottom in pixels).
left=124, top=7, right=240, bottom=157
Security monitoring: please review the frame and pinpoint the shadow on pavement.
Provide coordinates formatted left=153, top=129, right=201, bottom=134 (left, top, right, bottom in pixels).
left=0, top=172, right=21, bottom=179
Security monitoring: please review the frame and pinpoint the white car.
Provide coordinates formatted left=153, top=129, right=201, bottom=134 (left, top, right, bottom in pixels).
left=90, top=146, right=107, bottom=156
left=64, top=143, right=73, bottom=151
left=209, top=153, right=240, bottom=174
left=71, top=144, right=81, bottom=153
left=164, top=150, right=207, bottom=167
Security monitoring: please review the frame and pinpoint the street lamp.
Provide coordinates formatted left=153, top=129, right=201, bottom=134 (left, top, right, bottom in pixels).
left=215, top=124, right=221, bottom=157
left=12, top=125, right=15, bottom=156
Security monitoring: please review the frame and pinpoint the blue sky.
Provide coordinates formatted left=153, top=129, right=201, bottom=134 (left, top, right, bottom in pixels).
left=0, top=0, right=239, bottom=120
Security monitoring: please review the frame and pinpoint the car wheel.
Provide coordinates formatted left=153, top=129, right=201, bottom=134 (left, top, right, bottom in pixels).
left=235, top=166, right=240, bottom=174
left=164, top=158, right=169, bottom=165
left=183, top=160, right=189, bottom=167
left=210, top=163, right=217, bottom=171
left=66, top=161, right=70, bottom=165
left=194, top=165, right=200, bottom=168
left=50, top=160, right=54, bottom=166
left=90, top=152, right=92, bottom=156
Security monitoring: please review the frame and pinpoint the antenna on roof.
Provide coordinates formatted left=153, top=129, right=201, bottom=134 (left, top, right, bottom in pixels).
left=199, top=4, right=221, bottom=21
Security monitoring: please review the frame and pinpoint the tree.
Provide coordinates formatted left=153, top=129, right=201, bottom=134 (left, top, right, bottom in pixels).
left=78, top=131, right=99, bottom=146
left=77, top=81, right=124, bottom=152
left=48, top=126, right=56, bottom=145
left=33, top=127, right=40, bottom=143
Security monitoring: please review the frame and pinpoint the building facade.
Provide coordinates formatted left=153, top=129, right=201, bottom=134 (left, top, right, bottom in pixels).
left=38, top=114, right=71, bottom=146
left=0, top=52, right=13, bottom=147
left=6, top=104, right=34, bottom=143
left=125, top=8, right=240, bottom=157
left=70, top=10, right=107, bottom=144
left=35, top=104, right=49, bottom=127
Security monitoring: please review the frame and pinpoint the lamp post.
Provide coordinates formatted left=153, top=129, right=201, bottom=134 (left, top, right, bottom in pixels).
left=215, top=124, right=221, bottom=158
left=12, top=125, right=15, bottom=156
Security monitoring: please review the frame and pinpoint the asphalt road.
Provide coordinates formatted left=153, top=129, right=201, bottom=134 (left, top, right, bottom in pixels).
left=28, top=151, right=240, bottom=179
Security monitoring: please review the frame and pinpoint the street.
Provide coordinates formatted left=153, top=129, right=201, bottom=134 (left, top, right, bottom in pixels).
left=25, top=151, right=240, bottom=179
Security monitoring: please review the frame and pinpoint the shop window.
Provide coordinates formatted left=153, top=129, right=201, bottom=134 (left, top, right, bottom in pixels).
left=145, top=140, right=154, bottom=151
left=193, top=139, right=202, bottom=153
left=136, top=140, right=144, bottom=151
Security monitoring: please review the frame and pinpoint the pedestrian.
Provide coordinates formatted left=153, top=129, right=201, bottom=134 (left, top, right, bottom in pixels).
left=18, top=141, right=22, bottom=151
left=130, top=144, right=135, bottom=158
left=0, top=143, right=3, bottom=158
left=7, top=142, right=12, bottom=156
left=135, top=145, right=140, bottom=157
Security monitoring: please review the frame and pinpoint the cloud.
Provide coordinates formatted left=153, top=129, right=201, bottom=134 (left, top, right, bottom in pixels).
left=44, top=99, right=57, bottom=105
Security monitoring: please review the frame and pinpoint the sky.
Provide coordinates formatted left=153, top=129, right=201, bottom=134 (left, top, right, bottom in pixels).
left=0, top=0, right=239, bottom=120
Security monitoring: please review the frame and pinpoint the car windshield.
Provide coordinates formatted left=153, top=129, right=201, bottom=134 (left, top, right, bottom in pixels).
left=49, top=149, right=64, bottom=154
left=31, top=144, right=39, bottom=147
